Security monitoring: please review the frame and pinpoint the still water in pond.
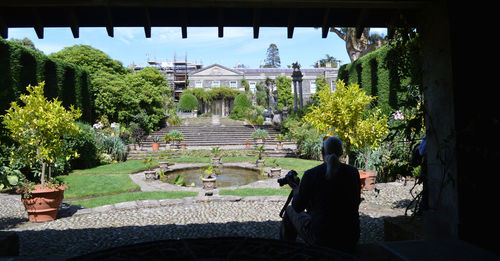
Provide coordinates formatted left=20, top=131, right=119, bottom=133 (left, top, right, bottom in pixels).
left=162, top=167, right=267, bottom=187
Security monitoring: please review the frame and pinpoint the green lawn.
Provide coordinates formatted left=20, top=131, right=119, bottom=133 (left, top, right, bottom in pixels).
left=69, top=191, right=198, bottom=208
left=60, top=155, right=321, bottom=208
left=70, top=160, right=158, bottom=175
left=60, top=174, right=140, bottom=199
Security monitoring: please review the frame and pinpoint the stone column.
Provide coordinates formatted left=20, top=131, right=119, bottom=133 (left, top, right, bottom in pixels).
left=293, top=81, right=298, bottom=110
left=419, top=1, right=458, bottom=241
left=298, top=79, right=303, bottom=108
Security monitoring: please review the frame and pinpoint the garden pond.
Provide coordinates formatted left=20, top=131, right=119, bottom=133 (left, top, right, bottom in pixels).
left=161, top=166, right=268, bottom=187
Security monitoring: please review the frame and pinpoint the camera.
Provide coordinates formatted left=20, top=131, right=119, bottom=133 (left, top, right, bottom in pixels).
left=277, top=170, right=300, bottom=189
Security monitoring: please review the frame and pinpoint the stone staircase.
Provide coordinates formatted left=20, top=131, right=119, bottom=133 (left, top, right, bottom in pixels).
left=144, top=125, right=284, bottom=147
left=127, top=125, right=297, bottom=160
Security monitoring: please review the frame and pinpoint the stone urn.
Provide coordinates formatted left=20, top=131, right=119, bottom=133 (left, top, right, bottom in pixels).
left=269, top=167, right=281, bottom=178
left=201, top=176, right=217, bottom=190
left=256, top=159, right=265, bottom=169
left=158, top=161, right=172, bottom=172
left=144, top=170, right=158, bottom=181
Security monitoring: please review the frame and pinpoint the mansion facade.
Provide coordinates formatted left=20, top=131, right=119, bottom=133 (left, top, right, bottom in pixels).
left=187, top=64, right=338, bottom=116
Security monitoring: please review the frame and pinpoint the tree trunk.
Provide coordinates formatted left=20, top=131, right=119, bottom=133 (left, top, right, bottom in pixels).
left=41, top=161, right=46, bottom=189
left=331, top=28, right=383, bottom=62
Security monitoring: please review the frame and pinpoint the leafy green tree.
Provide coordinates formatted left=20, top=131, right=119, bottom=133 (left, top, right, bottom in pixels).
left=313, top=54, right=340, bottom=68
left=275, top=75, right=293, bottom=110
left=303, top=80, right=388, bottom=162
left=49, top=45, right=130, bottom=76
left=93, top=72, right=138, bottom=124
left=178, top=93, right=199, bottom=111
left=1, top=82, right=81, bottom=188
left=264, top=43, right=281, bottom=68
left=311, top=75, right=329, bottom=104
left=9, top=37, right=40, bottom=52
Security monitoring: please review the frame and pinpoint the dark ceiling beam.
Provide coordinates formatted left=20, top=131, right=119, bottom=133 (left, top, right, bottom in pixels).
left=106, top=7, right=114, bottom=37
left=355, top=8, right=368, bottom=39
left=32, top=8, right=44, bottom=39
left=144, top=7, right=151, bottom=38
left=181, top=8, right=188, bottom=38
left=321, top=8, right=330, bottom=38
left=253, top=8, right=260, bottom=39
left=0, top=0, right=430, bottom=10
left=287, top=8, right=296, bottom=38
left=67, top=7, right=79, bottom=38
left=218, top=8, right=224, bottom=38
left=0, top=15, right=7, bottom=38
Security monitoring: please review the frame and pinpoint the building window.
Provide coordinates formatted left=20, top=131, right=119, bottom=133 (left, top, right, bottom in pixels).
left=195, top=81, right=203, bottom=88
left=310, top=81, right=316, bottom=93
left=212, top=81, right=220, bottom=87
left=230, top=81, right=237, bottom=88
left=249, top=81, right=256, bottom=93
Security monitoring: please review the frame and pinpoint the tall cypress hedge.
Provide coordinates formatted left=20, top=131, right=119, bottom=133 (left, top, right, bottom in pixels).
left=0, top=38, right=94, bottom=123
left=338, top=44, right=417, bottom=115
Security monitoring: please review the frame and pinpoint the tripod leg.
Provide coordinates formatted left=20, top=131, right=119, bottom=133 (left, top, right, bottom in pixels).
left=280, top=211, right=297, bottom=241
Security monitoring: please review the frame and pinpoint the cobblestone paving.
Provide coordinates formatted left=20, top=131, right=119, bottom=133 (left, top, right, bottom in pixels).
left=1, top=172, right=422, bottom=258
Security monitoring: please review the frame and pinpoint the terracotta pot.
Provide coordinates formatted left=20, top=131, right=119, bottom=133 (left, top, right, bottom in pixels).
left=21, top=184, right=67, bottom=222
left=181, top=143, right=186, bottom=149
left=201, top=177, right=216, bottom=190
left=246, top=142, right=250, bottom=149
left=359, top=170, right=377, bottom=191
left=276, top=142, right=283, bottom=150
left=152, top=142, right=160, bottom=151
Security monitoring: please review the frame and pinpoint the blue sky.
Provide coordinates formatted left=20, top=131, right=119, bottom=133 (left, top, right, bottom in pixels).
left=7, top=27, right=386, bottom=69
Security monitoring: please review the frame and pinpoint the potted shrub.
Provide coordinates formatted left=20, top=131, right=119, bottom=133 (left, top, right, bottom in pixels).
left=151, top=136, right=161, bottom=151
left=251, top=129, right=269, bottom=145
left=274, top=134, right=287, bottom=150
left=163, top=134, right=171, bottom=150
left=168, top=130, right=184, bottom=149
left=211, top=146, right=222, bottom=166
left=200, top=164, right=216, bottom=190
left=268, top=159, right=282, bottom=178
left=143, top=157, right=158, bottom=181
left=355, top=147, right=382, bottom=191
left=255, top=145, right=266, bottom=168
left=1, top=83, right=80, bottom=222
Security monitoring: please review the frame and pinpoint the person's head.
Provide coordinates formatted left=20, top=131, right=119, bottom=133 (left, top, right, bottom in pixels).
left=322, top=136, right=343, bottom=161
left=322, top=136, right=343, bottom=180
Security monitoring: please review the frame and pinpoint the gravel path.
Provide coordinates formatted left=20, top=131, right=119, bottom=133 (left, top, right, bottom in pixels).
left=0, top=174, right=422, bottom=258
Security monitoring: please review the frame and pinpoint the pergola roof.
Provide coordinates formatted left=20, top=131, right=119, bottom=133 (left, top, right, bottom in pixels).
left=0, top=0, right=432, bottom=39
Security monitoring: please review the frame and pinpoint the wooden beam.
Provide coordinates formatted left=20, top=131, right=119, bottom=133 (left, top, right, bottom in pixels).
left=355, top=8, right=368, bottom=39
left=387, top=27, right=395, bottom=39
left=68, top=7, right=79, bottom=38
left=32, top=8, right=43, bottom=39
left=181, top=8, right=187, bottom=38
left=144, top=7, right=151, bottom=38
left=106, top=7, right=114, bottom=37
left=321, top=8, right=330, bottom=38
left=218, top=8, right=224, bottom=38
left=0, top=15, right=7, bottom=39
left=253, top=8, right=260, bottom=39
left=287, top=8, right=296, bottom=38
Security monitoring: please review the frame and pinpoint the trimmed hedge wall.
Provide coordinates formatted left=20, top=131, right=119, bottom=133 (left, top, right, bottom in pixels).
left=0, top=38, right=94, bottom=123
left=338, top=44, right=416, bottom=115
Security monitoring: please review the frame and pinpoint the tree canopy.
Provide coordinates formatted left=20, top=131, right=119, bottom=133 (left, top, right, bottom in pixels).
left=49, top=45, right=131, bottom=76
left=264, top=43, right=281, bottom=68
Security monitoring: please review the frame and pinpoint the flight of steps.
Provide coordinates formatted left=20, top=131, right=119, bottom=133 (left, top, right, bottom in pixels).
left=144, top=125, right=283, bottom=147
left=127, top=125, right=297, bottom=160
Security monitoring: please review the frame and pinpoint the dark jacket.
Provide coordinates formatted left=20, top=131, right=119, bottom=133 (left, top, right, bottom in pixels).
left=292, top=162, right=361, bottom=250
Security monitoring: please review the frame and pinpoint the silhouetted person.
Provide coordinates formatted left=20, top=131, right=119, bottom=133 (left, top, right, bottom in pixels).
left=280, top=136, right=361, bottom=252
